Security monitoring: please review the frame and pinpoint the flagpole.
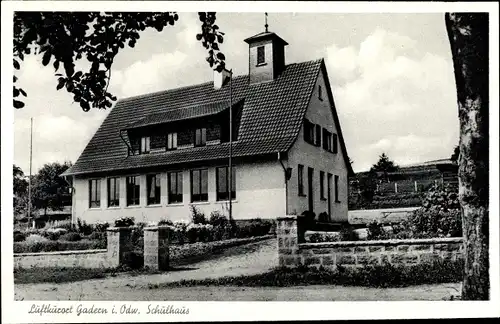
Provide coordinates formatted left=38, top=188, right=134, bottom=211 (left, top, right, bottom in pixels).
left=228, top=69, right=233, bottom=224
left=28, top=117, right=33, bottom=228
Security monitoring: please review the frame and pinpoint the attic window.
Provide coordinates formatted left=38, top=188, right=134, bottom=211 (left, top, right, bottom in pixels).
left=140, top=136, right=150, bottom=154
left=195, top=128, right=207, bottom=147
left=257, top=46, right=265, bottom=65
left=318, top=85, right=323, bottom=100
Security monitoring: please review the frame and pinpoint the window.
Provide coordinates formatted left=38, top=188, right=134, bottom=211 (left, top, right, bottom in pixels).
left=257, top=46, right=265, bottom=65
left=322, top=128, right=332, bottom=151
left=216, top=166, right=236, bottom=201
left=191, top=169, right=208, bottom=202
left=327, top=173, right=332, bottom=216
left=168, top=171, right=183, bottom=204
left=147, top=174, right=161, bottom=205
left=334, top=175, right=340, bottom=203
left=167, top=132, right=177, bottom=150
left=332, top=133, right=338, bottom=154
left=304, top=119, right=315, bottom=144
left=89, top=179, right=101, bottom=208
left=140, top=136, right=150, bottom=154
left=320, top=171, right=325, bottom=200
left=318, top=85, right=323, bottom=100
left=315, top=124, right=322, bottom=147
left=126, top=176, right=140, bottom=206
left=107, top=177, right=120, bottom=207
left=195, top=128, right=207, bottom=147
left=298, top=164, right=305, bottom=196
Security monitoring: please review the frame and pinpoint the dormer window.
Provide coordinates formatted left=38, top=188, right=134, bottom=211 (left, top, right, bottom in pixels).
left=195, top=128, right=207, bottom=147
left=257, top=46, right=265, bottom=65
left=167, top=132, right=177, bottom=150
left=140, top=136, right=150, bottom=154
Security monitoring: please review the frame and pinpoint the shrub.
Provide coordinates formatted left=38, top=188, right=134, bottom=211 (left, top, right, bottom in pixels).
left=14, top=240, right=106, bottom=253
left=158, top=219, right=174, bottom=226
left=25, top=234, right=49, bottom=244
left=308, top=232, right=324, bottom=243
left=301, top=210, right=316, bottom=229
left=88, top=231, right=106, bottom=241
left=14, top=232, right=26, bottom=242
left=367, top=220, right=388, bottom=240
left=422, top=183, right=459, bottom=211
left=339, top=224, right=359, bottom=241
left=317, top=212, right=329, bottom=223
left=114, top=217, right=135, bottom=227
left=190, top=205, right=207, bottom=224
left=42, top=230, right=61, bottom=241
left=403, top=208, right=461, bottom=238
left=44, top=219, right=74, bottom=232
left=209, top=211, right=229, bottom=227
left=59, top=232, right=82, bottom=242
left=94, top=221, right=110, bottom=233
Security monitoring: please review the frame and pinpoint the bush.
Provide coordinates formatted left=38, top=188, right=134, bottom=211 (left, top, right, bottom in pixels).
left=209, top=211, right=229, bottom=227
left=158, top=219, right=174, bottom=226
left=14, top=232, right=26, bottom=242
left=317, top=212, right=329, bottom=223
left=88, top=231, right=106, bottom=241
left=44, top=219, right=74, bottom=232
left=94, top=221, right=110, bottom=233
left=367, top=220, right=388, bottom=240
left=403, top=208, right=461, bottom=239
left=76, top=219, right=93, bottom=235
left=114, top=217, right=135, bottom=227
left=301, top=210, right=316, bottom=229
left=14, top=240, right=106, bottom=253
left=422, top=183, right=459, bottom=211
left=59, top=232, right=82, bottom=242
left=25, top=234, right=49, bottom=244
left=236, top=219, right=272, bottom=238
left=190, top=205, right=207, bottom=224
left=42, top=230, right=61, bottom=241
left=339, top=224, right=359, bottom=241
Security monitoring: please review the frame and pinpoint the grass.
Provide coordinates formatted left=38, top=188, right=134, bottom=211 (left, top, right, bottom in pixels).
left=14, top=267, right=110, bottom=284
left=154, top=259, right=463, bottom=289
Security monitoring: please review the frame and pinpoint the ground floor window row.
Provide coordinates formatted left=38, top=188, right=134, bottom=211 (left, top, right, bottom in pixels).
left=88, top=167, right=236, bottom=208
left=297, top=164, right=341, bottom=203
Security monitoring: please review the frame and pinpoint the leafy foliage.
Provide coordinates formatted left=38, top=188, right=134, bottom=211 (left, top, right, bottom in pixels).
left=13, top=12, right=226, bottom=110
left=366, top=220, right=389, bottom=240
left=451, top=145, right=460, bottom=163
left=422, top=183, right=460, bottom=211
left=190, top=205, right=207, bottom=224
left=59, top=232, right=82, bottom=242
left=339, top=224, right=359, bottom=241
left=114, top=217, right=135, bottom=227
left=31, top=162, right=72, bottom=214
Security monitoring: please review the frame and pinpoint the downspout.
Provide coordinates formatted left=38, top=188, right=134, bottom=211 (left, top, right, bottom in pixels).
left=278, top=152, right=288, bottom=215
left=62, top=175, right=76, bottom=225
left=119, top=129, right=134, bottom=155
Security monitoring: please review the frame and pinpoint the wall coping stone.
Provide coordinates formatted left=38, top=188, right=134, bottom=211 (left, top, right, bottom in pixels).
left=14, top=249, right=107, bottom=257
left=107, top=226, right=135, bottom=232
left=299, top=237, right=463, bottom=248
left=144, top=226, right=171, bottom=232
left=277, top=215, right=301, bottom=220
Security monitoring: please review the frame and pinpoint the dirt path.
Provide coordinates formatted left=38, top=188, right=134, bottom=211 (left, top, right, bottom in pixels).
left=14, top=237, right=461, bottom=301
left=15, top=238, right=279, bottom=301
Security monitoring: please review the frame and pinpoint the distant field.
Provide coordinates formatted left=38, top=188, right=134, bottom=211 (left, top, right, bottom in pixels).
left=348, top=207, right=419, bottom=225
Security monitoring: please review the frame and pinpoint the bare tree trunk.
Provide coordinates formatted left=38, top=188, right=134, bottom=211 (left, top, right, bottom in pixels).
left=445, top=13, right=489, bottom=300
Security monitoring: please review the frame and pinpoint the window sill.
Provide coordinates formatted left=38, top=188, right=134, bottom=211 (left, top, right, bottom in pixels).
left=189, top=201, right=210, bottom=206
left=125, top=205, right=141, bottom=209
left=107, top=206, right=121, bottom=210
left=146, top=204, right=162, bottom=208
left=320, top=198, right=327, bottom=201
left=335, top=200, right=341, bottom=204
left=256, top=62, right=267, bottom=67
left=298, top=193, right=307, bottom=197
left=89, top=207, right=102, bottom=210
left=215, top=200, right=238, bottom=204
left=167, top=203, right=184, bottom=207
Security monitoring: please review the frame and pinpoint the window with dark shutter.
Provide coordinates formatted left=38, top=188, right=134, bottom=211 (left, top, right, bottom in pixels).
left=332, top=133, right=338, bottom=154
left=334, top=175, right=340, bottom=203
left=257, top=46, right=265, bottom=65
left=318, top=85, right=323, bottom=100
left=298, top=164, right=305, bottom=196
left=315, top=125, right=322, bottom=147
left=320, top=171, right=325, bottom=200
left=168, top=171, right=183, bottom=204
left=304, top=119, right=315, bottom=144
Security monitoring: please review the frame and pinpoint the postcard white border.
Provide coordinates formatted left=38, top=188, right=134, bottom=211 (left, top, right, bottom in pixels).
left=2, top=1, right=499, bottom=323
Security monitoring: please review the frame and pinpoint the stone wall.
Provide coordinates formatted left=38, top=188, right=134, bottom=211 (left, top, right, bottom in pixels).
left=14, top=249, right=110, bottom=269
left=277, top=215, right=464, bottom=270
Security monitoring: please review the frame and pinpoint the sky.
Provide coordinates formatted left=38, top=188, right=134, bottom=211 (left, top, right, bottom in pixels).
left=13, top=12, right=459, bottom=174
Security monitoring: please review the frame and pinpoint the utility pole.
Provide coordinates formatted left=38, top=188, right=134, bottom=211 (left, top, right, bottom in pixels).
left=28, top=117, right=33, bottom=228
left=228, top=69, right=233, bottom=223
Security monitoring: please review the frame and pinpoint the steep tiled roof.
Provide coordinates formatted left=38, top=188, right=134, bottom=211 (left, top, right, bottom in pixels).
left=63, top=59, right=352, bottom=176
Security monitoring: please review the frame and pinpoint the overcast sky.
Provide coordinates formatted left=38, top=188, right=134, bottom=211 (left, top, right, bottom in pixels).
left=13, top=12, right=459, bottom=173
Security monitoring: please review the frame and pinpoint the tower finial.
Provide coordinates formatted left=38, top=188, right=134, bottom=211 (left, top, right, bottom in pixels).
left=265, top=12, right=268, bottom=32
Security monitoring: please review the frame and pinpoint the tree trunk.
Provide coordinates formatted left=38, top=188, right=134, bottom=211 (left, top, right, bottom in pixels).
left=445, top=13, right=489, bottom=300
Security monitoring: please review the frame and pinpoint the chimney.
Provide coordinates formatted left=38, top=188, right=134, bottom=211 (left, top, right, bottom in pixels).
left=214, top=69, right=231, bottom=90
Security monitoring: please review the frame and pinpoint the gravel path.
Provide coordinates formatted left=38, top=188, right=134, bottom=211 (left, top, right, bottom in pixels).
left=15, top=238, right=278, bottom=301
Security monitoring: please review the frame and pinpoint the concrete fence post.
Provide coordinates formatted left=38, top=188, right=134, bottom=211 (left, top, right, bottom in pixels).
left=414, top=181, right=418, bottom=192
left=277, top=215, right=302, bottom=268
left=143, top=226, right=170, bottom=270
left=395, top=182, right=398, bottom=193
left=106, top=227, right=133, bottom=268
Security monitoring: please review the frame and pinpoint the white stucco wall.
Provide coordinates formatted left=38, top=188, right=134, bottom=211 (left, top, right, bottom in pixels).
left=72, top=160, right=285, bottom=224
left=285, top=68, right=349, bottom=222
